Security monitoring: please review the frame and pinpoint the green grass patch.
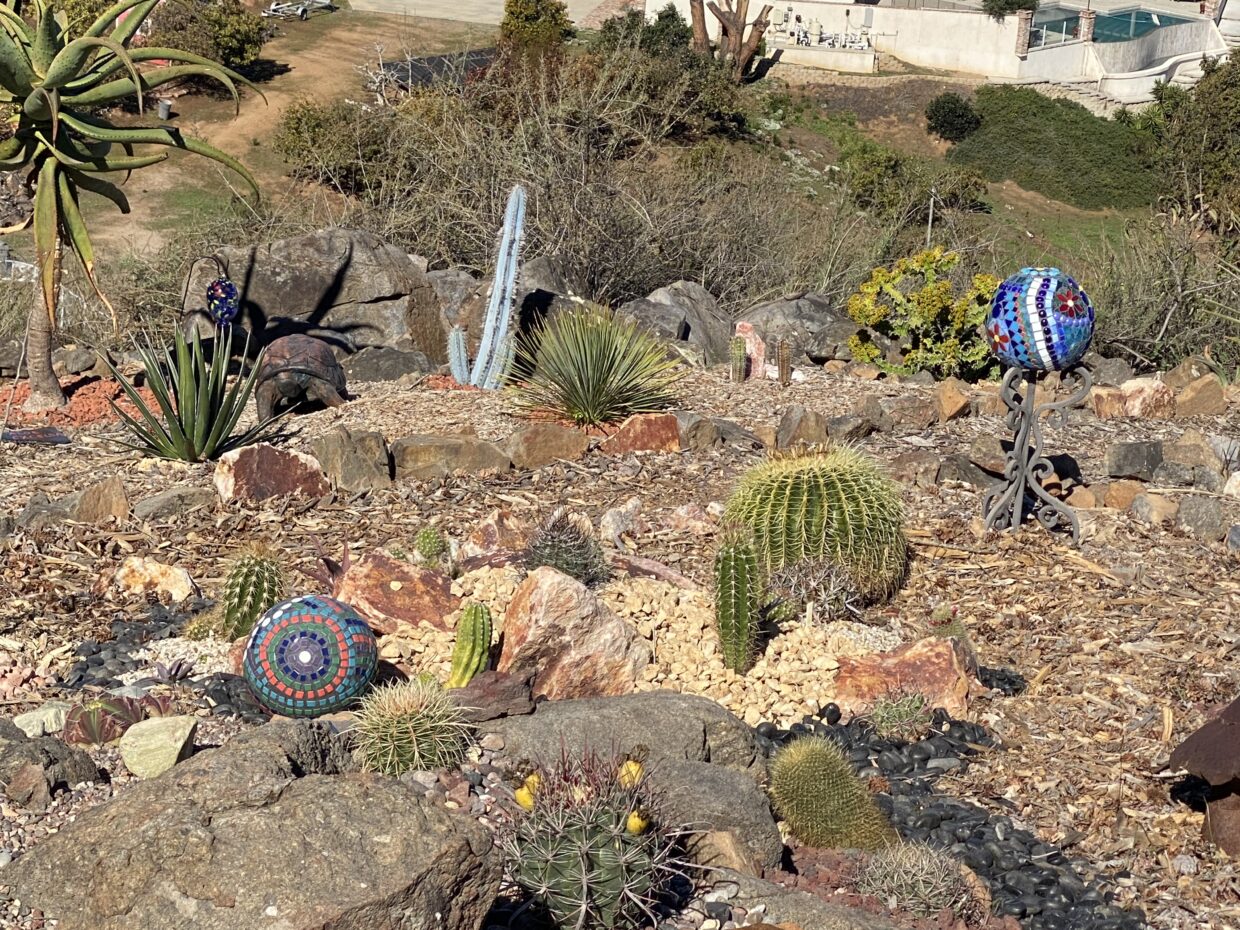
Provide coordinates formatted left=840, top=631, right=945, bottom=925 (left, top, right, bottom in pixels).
left=948, top=86, right=1158, bottom=211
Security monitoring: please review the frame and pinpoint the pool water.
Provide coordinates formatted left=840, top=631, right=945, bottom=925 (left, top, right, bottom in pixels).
left=1032, top=5, right=1192, bottom=45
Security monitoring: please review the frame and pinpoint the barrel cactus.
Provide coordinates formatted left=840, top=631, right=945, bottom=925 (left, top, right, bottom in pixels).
left=219, top=546, right=285, bottom=640
left=714, top=527, right=762, bottom=673
left=525, top=507, right=609, bottom=586
left=354, top=678, right=472, bottom=775
left=723, top=448, right=908, bottom=602
left=769, top=736, right=898, bottom=851
left=446, top=602, right=492, bottom=688
left=856, top=842, right=979, bottom=919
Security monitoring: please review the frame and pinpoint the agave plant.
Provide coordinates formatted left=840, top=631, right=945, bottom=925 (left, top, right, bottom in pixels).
left=0, top=0, right=261, bottom=411
left=105, top=324, right=281, bottom=461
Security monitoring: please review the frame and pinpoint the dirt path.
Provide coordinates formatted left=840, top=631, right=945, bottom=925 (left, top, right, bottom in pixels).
left=87, top=10, right=495, bottom=253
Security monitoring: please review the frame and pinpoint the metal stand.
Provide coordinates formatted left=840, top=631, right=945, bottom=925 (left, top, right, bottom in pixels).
left=982, top=364, right=1092, bottom=545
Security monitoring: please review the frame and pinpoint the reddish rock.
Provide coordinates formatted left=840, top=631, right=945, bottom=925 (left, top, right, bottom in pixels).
left=214, top=444, right=329, bottom=504
left=5, top=762, right=52, bottom=811
left=662, top=503, right=715, bottom=536
left=775, top=405, right=829, bottom=450
left=832, top=638, right=977, bottom=719
left=1104, top=479, right=1145, bottom=510
left=846, top=363, right=882, bottom=381
left=458, top=508, right=531, bottom=561
left=734, top=321, right=766, bottom=381
left=332, top=552, right=459, bottom=634
left=1090, top=386, right=1127, bottom=420
left=1121, top=378, right=1175, bottom=419
left=1176, top=375, right=1228, bottom=418
left=934, top=378, right=971, bottom=423
left=506, top=422, right=590, bottom=469
left=1066, top=486, right=1098, bottom=509
left=600, top=413, right=681, bottom=455
left=498, top=567, right=652, bottom=700
left=1164, top=356, right=1213, bottom=391
left=113, top=557, right=197, bottom=603
left=610, top=553, right=702, bottom=590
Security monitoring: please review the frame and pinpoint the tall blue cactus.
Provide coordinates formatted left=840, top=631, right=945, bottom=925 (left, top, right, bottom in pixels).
left=447, top=184, right=526, bottom=389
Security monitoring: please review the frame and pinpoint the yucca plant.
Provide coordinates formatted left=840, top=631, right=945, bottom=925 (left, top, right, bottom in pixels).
left=104, top=324, right=281, bottom=461
left=0, top=0, right=260, bottom=412
left=512, top=305, right=681, bottom=426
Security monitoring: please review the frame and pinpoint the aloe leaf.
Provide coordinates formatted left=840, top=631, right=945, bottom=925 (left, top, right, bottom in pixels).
left=42, top=36, right=139, bottom=94
left=65, top=167, right=129, bottom=213
left=32, top=156, right=58, bottom=327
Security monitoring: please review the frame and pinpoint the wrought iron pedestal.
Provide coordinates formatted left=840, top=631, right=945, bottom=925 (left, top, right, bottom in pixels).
left=981, top=365, right=1092, bottom=546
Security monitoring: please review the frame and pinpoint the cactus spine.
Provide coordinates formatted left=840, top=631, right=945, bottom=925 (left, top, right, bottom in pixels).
left=445, top=184, right=526, bottom=389
left=714, top=528, right=761, bottom=672
left=777, top=338, right=792, bottom=386
left=219, top=547, right=286, bottom=640
left=447, top=602, right=492, bottom=688
left=724, top=448, right=908, bottom=602
left=769, top=736, right=898, bottom=851
left=729, top=335, right=747, bottom=383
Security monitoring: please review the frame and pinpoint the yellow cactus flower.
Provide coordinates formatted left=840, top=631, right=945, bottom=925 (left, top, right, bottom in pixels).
left=617, top=759, right=644, bottom=788
left=522, top=772, right=542, bottom=793
left=514, top=786, right=536, bottom=811
left=626, top=809, right=649, bottom=835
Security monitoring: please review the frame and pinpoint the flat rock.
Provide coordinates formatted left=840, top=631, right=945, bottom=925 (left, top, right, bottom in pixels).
left=312, top=426, right=392, bottom=493
left=1104, top=440, right=1163, bottom=481
left=119, top=716, right=197, bottom=779
left=342, top=345, right=431, bottom=382
left=675, top=411, right=721, bottom=451
left=776, top=405, right=829, bottom=449
left=390, top=434, right=511, bottom=480
left=889, top=450, right=941, bottom=488
left=497, top=568, right=651, bottom=700
left=826, top=415, right=875, bottom=442
left=448, top=670, right=535, bottom=724
left=505, top=422, right=589, bottom=469
left=833, top=637, right=977, bottom=719
left=66, top=475, right=130, bottom=524
left=599, top=413, right=681, bottom=455
left=13, top=702, right=71, bottom=738
left=1176, top=374, right=1228, bottom=418
left=1164, top=356, right=1213, bottom=391
left=1132, top=492, right=1179, bottom=526
left=113, top=556, right=197, bottom=603
left=5, top=719, right=501, bottom=930
left=214, top=444, right=329, bottom=503
left=938, top=454, right=991, bottom=488
left=333, top=551, right=458, bottom=634
left=480, top=690, right=763, bottom=777
left=458, top=508, right=530, bottom=561
left=717, top=869, right=897, bottom=930
left=1122, top=377, right=1176, bottom=418
left=1090, top=385, right=1127, bottom=419
left=1177, top=496, right=1228, bottom=541
left=934, top=378, right=971, bottom=422
left=134, top=486, right=217, bottom=521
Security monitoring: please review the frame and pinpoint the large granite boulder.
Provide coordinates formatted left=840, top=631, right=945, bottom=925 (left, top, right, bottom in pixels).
left=738, top=293, right=853, bottom=360
left=616, top=281, right=731, bottom=366
left=5, top=719, right=501, bottom=930
left=181, top=229, right=441, bottom=357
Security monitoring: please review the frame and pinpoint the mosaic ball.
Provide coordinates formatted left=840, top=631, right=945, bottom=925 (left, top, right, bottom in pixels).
left=986, top=267, right=1094, bottom=372
left=206, top=277, right=240, bottom=325
left=243, top=595, right=377, bottom=717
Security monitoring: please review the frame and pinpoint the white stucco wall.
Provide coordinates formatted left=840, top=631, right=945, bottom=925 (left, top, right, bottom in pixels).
left=1090, top=19, right=1224, bottom=71
left=1018, top=39, right=1099, bottom=80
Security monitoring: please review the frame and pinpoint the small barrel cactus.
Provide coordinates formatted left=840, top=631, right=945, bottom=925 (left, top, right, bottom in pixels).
left=856, top=842, right=980, bottom=919
left=525, top=507, right=609, bottom=586
left=447, top=602, right=492, bottom=689
left=714, top=527, right=762, bottom=673
left=354, top=678, right=472, bottom=775
left=868, top=692, right=932, bottom=742
left=724, top=448, right=908, bottom=602
left=415, top=526, right=447, bottom=564
left=777, top=338, right=792, bottom=386
left=729, top=335, right=748, bottom=383
left=769, top=736, right=898, bottom=851
left=219, top=546, right=285, bottom=640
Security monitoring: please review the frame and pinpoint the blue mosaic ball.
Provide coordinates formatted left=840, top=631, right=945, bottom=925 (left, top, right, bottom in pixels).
left=986, top=268, right=1094, bottom=372
left=206, top=277, right=240, bottom=325
left=243, top=595, right=378, bottom=717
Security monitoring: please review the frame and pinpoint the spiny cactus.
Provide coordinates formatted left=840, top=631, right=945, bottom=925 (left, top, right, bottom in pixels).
left=729, top=335, right=748, bottom=383
left=929, top=604, right=978, bottom=668
left=447, top=602, right=492, bottom=689
left=777, top=338, right=792, bottom=386
left=724, top=448, right=908, bottom=602
left=504, top=748, right=686, bottom=930
left=354, top=678, right=472, bottom=776
left=769, top=557, right=860, bottom=623
left=64, top=696, right=146, bottom=747
left=769, top=736, right=898, bottom=851
left=446, top=184, right=526, bottom=389
left=415, top=526, right=447, bottom=564
left=219, top=546, right=286, bottom=640
left=868, top=692, right=932, bottom=742
left=714, top=527, right=762, bottom=673
left=525, top=507, right=610, bottom=586
left=856, top=842, right=980, bottom=919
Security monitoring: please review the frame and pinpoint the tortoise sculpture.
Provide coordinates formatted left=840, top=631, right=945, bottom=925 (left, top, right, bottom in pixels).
left=255, top=334, right=348, bottom=421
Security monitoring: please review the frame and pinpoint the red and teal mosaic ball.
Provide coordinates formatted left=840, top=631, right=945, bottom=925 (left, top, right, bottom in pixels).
left=243, top=595, right=377, bottom=717
left=986, top=267, right=1094, bottom=372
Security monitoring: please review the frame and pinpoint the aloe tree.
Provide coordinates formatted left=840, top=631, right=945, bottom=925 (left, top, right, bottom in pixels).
left=0, top=0, right=259, bottom=411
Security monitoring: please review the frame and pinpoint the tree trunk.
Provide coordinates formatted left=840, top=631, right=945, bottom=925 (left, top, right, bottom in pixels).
left=689, top=0, right=711, bottom=53
left=737, top=4, right=773, bottom=76
left=708, top=1, right=772, bottom=79
left=23, top=233, right=65, bottom=412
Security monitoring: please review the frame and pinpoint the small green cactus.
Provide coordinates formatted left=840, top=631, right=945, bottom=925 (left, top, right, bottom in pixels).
left=777, top=338, right=792, bottom=386
left=724, top=448, right=908, bottom=602
left=769, top=736, right=898, bottom=851
left=868, top=693, right=932, bottom=742
left=729, top=335, right=748, bottom=383
left=525, top=507, right=609, bottom=587
left=856, top=842, right=979, bottom=919
left=415, top=526, right=447, bottom=563
left=769, top=558, right=859, bottom=623
left=219, top=546, right=285, bottom=640
left=354, top=678, right=472, bottom=776
left=928, top=604, right=978, bottom=667
left=447, top=602, right=492, bottom=689
left=714, top=527, right=762, bottom=673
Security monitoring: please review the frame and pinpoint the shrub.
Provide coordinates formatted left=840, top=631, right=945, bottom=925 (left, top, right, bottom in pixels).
left=724, top=449, right=908, bottom=603
left=982, top=0, right=1037, bottom=18
left=769, top=736, right=898, bottom=850
left=714, top=526, right=762, bottom=673
left=513, top=305, right=681, bottom=426
left=949, top=85, right=1158, bottom=210
left=148, top=0, right=268, bottom=70
left=857, top=843, right=978, bottom=917
left=219, top=546, right=286, bottom=640
left=593, top=3, right=693, bottom=56
left=524, top=507, right=610, bottom=586
left=504, top=749, right=686, bottom=930
left=59, top=0, right=112, bottom=31
left=500, top=0, right=574, bottom=51
left=842, top=139, right=987, bottom=226
left=846, top=247, right=1000, bottom=380
left=925, top=92, right=980, bottom=143
left=354, top=678, right=472, bottom=775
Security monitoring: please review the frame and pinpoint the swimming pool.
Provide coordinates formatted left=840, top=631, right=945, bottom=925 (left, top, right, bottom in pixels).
left=1031, top=5, right=1193, bottom=47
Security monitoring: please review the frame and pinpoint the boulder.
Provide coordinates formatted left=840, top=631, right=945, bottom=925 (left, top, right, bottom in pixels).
left=214, top=444, right=330, bottom=503
left=0, top=717, right=98, bottom=811
left=114, top=557, right=197, bottom=603
left=826, top=415, right=875, bottom=443
left=506, top=422, right=590, bottom=469
left=674, top=411, right=721, bottom=451
left=968, top=435, right=1008, bottom=475
left=312, top=426, right=393, bottom=493
left=181, top=229, right=442, bottom=357
left=599, top=413, right=681, bottom=455
left=887, top=396, right=937, bottom=432
left=342, top=345, right=432, bottom=382
left=937, top=454, right=992, bottom=488
left=718, top=869, right=898, bottom=930
left=426, top=268, right=479, bottom=329
left=119, top=716, right=197, bottom=779
left=458, top=508, right=530, bottom=561
left=5, top=720, right=502, bottom=930
left=1164, top=356, right=1214, bottom=391
left=806, top=318, right=874, bottom=364
left=1104, top=441, right=1163, bottom=481
left=776, top=405, right=830, bottom=449
left=1131, top=492, right=1179, bottom=526
left=934, top=378, right=971, bottom=422
left=332, top=551, right=458, bottom=634
left=479, top=690, right=763, bottom=777
left=738, top=293, right=843, bottom=360
left=1090, top=386, right=1127, bottom=419
left=1177, top=496, right=1228, bottom=541
left=12, top=701, right=71, bottom=738
left=832, top=638, right=978, bottom=719
left=497, top=568, right=651, bottom=700
left=1176, top=375, right=1228, bottom=418
left=134, top=486, right=217, bottom=521
left=615, top=281, right=731, bottom=366
left=1121, top=378, right=1176, bottom=419
left=390, top=435, right=511, bottom=480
